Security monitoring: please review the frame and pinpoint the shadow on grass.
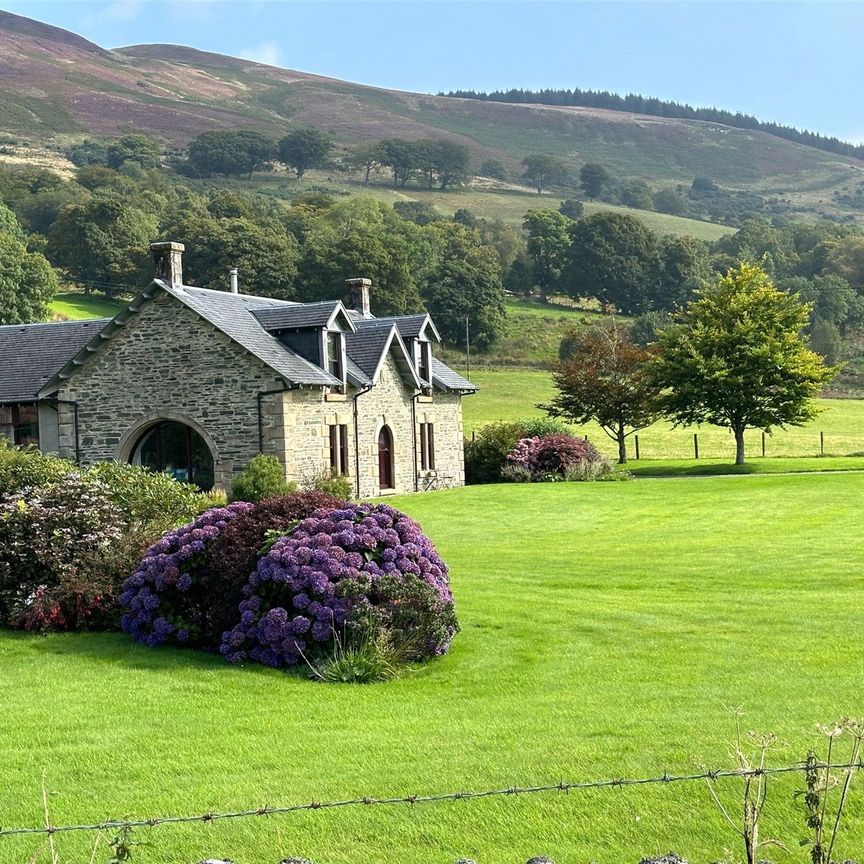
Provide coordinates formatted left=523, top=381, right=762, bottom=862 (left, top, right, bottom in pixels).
left=3, top=628, right=292, bottom=679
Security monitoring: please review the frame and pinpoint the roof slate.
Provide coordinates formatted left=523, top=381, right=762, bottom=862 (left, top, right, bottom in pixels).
left=165, top=284, right=340, bottom=388
left=0, top=319, right=111, bottom=403
left=346, top=327, right=393, bottom=379
left=431, top=357, right=477, bottom=393
left=355, top=314, right=432, bottom=341
left=252, top=301, right=345, bottom=331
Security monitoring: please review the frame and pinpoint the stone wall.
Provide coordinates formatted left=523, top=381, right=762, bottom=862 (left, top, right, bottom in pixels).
left=415, top=391, right=467, bottom=490
left=354, top=352, right=416, bottom=497
left=55, top=291, right=285, bottom=491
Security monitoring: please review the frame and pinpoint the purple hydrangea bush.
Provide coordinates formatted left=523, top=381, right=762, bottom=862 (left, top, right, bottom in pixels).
left=221, top=502, right=458, bottom=669
left=505, top=433, right=602, bottom=481
left=120, top=502, right=254, bottom=647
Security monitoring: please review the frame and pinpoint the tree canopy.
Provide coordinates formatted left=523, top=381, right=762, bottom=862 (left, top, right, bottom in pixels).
left=651, top=262, right=836, bottom=464
left=187, top=130, right=277, bottom=179
left=0, top=232, right=57, bottom=325
left=563, top=211, right=659, bottom=315
left=278, top=128, right=333, bottom=179
left=545, top=321, right=660, bottom=463
left=522, top=208, right=572, bottom=300
left=579, top=162, right=610, bottom=199
left=521, top=154, right=568, bottom=195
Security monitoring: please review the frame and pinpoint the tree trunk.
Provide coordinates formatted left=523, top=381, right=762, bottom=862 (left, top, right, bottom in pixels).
left=734, top=426, right=746, bottom=465
left=617, top=423, right=627, bottom=464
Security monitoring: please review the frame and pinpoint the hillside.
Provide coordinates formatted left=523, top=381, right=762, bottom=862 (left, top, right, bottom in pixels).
left=2, top=10, right=864, bottom=222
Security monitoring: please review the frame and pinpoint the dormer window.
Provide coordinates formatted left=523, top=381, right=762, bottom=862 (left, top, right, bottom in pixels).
left=416, top=340, right=432, bottom=384
left=326, top=330, right=345, bottom=392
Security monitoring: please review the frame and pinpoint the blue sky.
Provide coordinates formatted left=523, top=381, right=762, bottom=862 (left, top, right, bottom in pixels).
left=5, top=1, right=864, bottom=142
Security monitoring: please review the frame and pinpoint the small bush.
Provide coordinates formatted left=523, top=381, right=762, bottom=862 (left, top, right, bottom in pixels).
left=221, top=502, right=458, bottom=669
left=119, top=502, right=254, bottom=648
left=307, top=470, right=353, bottom=500
left=505, top=433, right=603, bottom=481
left=231, top=455, right=296, bottom=503
left=0, top=473, right=125, bottom=630
left=87, top=461, right=211, bottom=530
left=564, top=456, right=615, bottom=481
left=0, top=444, right=75, bottom=498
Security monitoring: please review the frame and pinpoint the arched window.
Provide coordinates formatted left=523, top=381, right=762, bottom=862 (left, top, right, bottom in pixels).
left=130, top=420, right=214, bottom=491
left=377, top=425, right=394, bottom=490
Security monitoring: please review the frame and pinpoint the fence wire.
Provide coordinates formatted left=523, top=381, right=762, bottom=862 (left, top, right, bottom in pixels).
left=2, top=760, right=862, bottom=840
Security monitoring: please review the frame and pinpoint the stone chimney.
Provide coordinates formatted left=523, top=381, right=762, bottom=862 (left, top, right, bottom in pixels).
left=150, top=241, right=185, bottom=286
left=229, top=267, right=239, bottom=294
left=346, top=277, right=372, bottom=318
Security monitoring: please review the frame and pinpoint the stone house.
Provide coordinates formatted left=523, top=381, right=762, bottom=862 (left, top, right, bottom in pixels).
left=0, top=242, right=476, bottom=496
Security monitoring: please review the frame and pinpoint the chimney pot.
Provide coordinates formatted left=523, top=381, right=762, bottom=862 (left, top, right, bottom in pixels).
left=150, top=241, right=185, bottom=286
left=346, top=277, right=372, bottom=318
left=229, top=267, right=239, bottom=294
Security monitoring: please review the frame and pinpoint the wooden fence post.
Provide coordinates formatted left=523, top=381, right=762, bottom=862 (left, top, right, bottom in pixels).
left=821, top=430, right=824, bottom=456
left=635, top=435, right=640, bottom=460
left=693, top=433, right=699, bottom=460
left=762, top=432, right=766, bottom=458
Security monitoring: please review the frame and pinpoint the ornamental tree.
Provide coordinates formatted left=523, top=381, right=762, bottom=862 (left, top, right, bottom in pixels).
left=651, top=262, right=836, bottom=465
left=543, top=321, right=660, bottom=463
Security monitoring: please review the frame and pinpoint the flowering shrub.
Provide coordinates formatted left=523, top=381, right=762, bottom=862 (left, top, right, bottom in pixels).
left=200, top=492, right=342, bottom=646
left=221, top=502, right=458, bottom=669
left=119, top=502, right=253, bottom=648
left=464, top=418, right=573, bottom=484
left=0, top=473, right=125, bottom=630
left=505, top=433, right=602, bottom=481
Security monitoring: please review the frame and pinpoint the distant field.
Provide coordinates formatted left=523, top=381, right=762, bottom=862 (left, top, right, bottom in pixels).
left=50, top=292, right=123, bottom=321
left=249, top=171, right=736, bottom=241
left=464, top=369, right=864, bottom=460
left=439, top=297, right=593, bottom=370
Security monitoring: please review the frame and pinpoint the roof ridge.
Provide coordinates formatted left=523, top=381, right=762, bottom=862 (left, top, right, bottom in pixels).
left=0, top=318, right=112, bottom=331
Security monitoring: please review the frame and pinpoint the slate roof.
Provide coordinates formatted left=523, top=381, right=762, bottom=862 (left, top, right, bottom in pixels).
left=346, top=326, right=395, bottom=379
left=0, top=319, right=111, bottom=403
left=27, top=280, right=474, bottom=398
left=252, top=301, right=349, bottom=332
left=431, top=357, right=477, bottom=393
left=169, top=284, right=340, bottom=387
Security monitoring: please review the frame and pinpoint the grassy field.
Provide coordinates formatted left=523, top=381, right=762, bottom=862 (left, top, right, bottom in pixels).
left=3, top=476, right=864, bottom=863
left=464, top=369, right=864, bottom=460
left=439, top=297, right=591, bottom=370
left=49, top=292, right=124, bottom=321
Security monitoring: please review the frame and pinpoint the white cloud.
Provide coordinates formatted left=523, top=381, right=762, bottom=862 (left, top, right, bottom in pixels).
left=103, top=0, right=143, bottom=21
left=239, top=40, right=282, bottom=67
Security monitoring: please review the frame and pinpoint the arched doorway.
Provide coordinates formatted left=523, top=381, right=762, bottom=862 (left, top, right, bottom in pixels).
left=377, top=425, right=394, bottom=490
left=130, top=420, right=215, bottom=491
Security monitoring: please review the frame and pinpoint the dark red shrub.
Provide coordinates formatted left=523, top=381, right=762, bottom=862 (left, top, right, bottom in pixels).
left=532, top=433, right=600, bottom=477
left=201, top=491, right=342, bottom=645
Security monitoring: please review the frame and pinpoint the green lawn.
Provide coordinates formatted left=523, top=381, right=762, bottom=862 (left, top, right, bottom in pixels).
left=49, top=292, right=124, bottom=321
left=464, top=369, right=864, bottom=460
left=3, top=477, right=864, bottom=863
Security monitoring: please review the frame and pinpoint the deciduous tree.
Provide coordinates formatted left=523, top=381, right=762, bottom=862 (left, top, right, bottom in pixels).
left=651, top=263, right=835, bottom=464
left=188, top=130, right=277, bottom=179
left=544, top=321, right=660, bottom=463
left=522, top=208, right=571, bottom=300
left=278, top=128, right=333, bottom=179
left=521, top=154, right=568, bottom=195
left=563, top=211, right=660, bottom=315
left=0, top=233, right=57, bottom=324
left=580, top=162, right=610, bottom=199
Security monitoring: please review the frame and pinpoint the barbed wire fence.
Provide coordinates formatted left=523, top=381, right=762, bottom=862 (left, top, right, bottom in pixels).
left=2, top=760, right=862, bottom=841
